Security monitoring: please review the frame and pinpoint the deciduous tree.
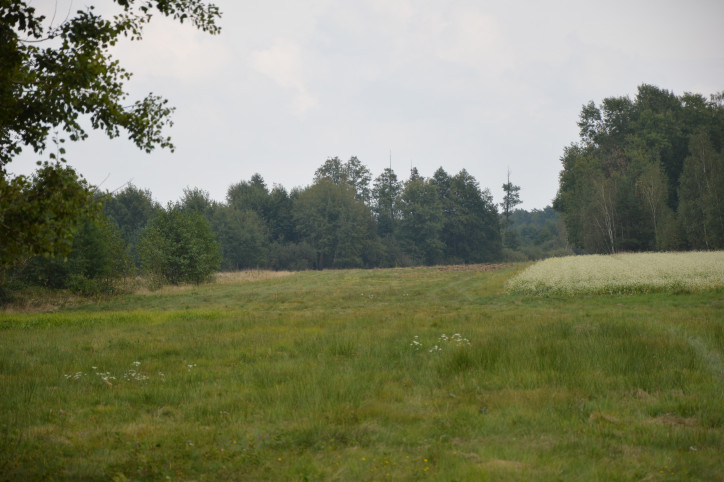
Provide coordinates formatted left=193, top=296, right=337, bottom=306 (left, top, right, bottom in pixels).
left=447, top=169, right=501, bottom=262
left=104, top=183, right=159, bottom=264
left=292, top=180, right=372, bottom=269
left=0, top=161, right=97, bottom=270
left=314, top=156, right=372, bottom=204
left=398, top=176, right=444, bottom=265
left=678, top=130, right=724, bottom=249
left=555, top=84, right=724, bottom=253
left=1, top=0, right=220, bottom=165
left=1, top=0, right=220, bottom=269
left=138, top=205, right=220, bottom=285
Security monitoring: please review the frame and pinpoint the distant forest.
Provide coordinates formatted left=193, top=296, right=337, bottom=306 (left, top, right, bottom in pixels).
left=102, top=159, right=567, bottom=273
left=5, top=155, right=572, bottom=294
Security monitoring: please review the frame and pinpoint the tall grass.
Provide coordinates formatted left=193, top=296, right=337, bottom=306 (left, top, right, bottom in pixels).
left=1, top=265, right=723, bottom=480
left=507, top=251, right=724, bottom=295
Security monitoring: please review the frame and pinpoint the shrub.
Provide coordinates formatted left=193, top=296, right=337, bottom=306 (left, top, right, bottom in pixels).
left=268, top=241, right=316, bottom=271
left=10, top=213, right=132, bottom=295
left=210, top=207, right=269, bottom=270
left=138, top=206, right=221, bottom=285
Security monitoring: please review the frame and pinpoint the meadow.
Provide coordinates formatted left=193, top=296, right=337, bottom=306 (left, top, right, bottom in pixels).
left=1, top=258, right=723, bottom=480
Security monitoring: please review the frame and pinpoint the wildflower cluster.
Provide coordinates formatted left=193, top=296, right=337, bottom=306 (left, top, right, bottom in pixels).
left=124, top=361, right=150, bottom=382
left=64, top=371, right=86, bottom=381
left=63, top=361, right=164, bottom=385
left=410, top=333, right=471, bottom=353
left=95, top=367, right=115, bottom=384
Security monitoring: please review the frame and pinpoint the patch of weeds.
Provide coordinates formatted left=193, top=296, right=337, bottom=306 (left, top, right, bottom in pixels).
left=409, top=333, right=471, bottom=354
left=63, top=361, right=164, bottom=387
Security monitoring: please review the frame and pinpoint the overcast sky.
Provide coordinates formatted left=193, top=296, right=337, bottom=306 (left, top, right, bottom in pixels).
left=12, top=0, right=724, bottom=209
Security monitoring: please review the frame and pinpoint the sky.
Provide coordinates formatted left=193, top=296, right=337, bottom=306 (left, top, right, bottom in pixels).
left=12, top=0, right=724, bottom=209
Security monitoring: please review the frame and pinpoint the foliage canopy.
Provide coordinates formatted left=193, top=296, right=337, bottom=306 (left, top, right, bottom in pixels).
left=0, top=0, right=220, bottom=274
left=0, top=0, right=221, bottom=166
left=554, top=84, right=724, bottom=253
left=138, top=205, right=220, bottom=285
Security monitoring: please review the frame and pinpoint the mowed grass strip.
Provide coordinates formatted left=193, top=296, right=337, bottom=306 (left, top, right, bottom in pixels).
left=1, top=265, right=723, bottom=480
left=507, top=251, right=724, bottom=295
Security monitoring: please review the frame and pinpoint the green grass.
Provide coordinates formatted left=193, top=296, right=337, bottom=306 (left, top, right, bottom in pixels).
left=1, top=264, right=724, bottom=480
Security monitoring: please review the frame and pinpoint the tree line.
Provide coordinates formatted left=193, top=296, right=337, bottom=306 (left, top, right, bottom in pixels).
left=4, top=153, right=575, bottom=298
left=554, top=84, right=724, bottom=253
left=1, top=0, right=557, bottom=300
left=115, top=157, right=505, bottom=274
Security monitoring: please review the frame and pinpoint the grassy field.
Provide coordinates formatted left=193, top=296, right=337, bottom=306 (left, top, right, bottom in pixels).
left=1, top=262, right=723, bottom=480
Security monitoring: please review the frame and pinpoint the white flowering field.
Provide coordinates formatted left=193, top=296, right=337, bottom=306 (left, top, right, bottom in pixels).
left=507, top=251, right=724, bottom=295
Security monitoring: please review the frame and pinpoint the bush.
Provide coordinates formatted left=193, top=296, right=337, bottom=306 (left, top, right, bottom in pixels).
left=501, top=248, right=528, bottom=262
left=268, top=241, right=316, bottom=271
left=9, top=213, right=132, bottom=296
left=210, top=207, right=269, bottom=270
left=138, top=206, right=220, bottom=285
